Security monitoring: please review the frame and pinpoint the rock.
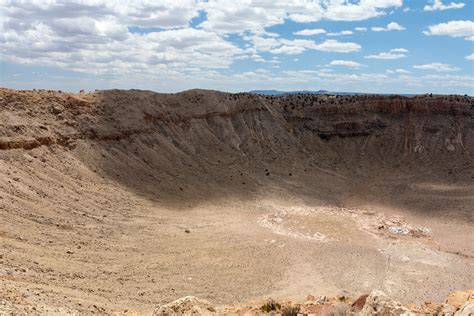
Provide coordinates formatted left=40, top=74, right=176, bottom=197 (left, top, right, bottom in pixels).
left=50, top=106, right=63, bottom=114
left=420, top=300, right=438, bottom=314
left=314, top=295, right=328, bottom=304
left=0, top=300, right=18, bottom=314
left=351, top=294, right=369, bottom=312
left=359, top=290, right=413, bottom=315
left=455, top=302, right=474, bottom=316
left=445, top=290, right=474, bottom=310
left=153, top=296, right=216, bottom=316
left=435, top=303, right=456, bottom=315
left=306, top=294, right=315, bottom=301
left=305, top=304, right=333, bottom=315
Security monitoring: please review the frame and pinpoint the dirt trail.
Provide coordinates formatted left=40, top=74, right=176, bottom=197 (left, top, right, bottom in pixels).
left=0, top=88, right=473, bottom=314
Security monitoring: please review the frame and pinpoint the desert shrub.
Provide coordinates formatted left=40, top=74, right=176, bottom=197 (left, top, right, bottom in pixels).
left=282, top=305, right=300, bottom=316
left=260, top=299, right=281, bottom=312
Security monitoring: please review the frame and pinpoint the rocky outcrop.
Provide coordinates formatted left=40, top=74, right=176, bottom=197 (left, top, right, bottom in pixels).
left=153, top=296, right=216, bottom=316
left=352, top=294, right=369, bottom=313
left=148, top=290, right=474, bottom=315
left=446, top=290, right=474, bottom=309
left=359, top=290, right=413, bottom=315
left=456, top=302, right=474, bottom=316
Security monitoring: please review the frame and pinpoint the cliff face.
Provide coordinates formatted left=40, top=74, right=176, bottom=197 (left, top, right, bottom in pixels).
left=1, top=88, right=472, bottom=168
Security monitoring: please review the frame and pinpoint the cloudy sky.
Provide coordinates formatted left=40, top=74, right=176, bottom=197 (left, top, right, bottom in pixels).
left=1, top=0, right=473, bottom=94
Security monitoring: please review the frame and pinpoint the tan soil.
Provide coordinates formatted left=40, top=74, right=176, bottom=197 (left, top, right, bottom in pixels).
left=0, top=88, right=473, bottom=314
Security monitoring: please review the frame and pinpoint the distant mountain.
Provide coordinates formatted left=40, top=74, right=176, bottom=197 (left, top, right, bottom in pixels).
left=249, top=90, right=418, bottom=96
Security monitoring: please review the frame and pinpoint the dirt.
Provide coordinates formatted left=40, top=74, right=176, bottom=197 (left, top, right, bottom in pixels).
left=0, top=88, right=473, bottom=314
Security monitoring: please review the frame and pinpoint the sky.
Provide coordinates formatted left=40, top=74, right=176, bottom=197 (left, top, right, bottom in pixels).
left=0, top=0, right=473, bottom=94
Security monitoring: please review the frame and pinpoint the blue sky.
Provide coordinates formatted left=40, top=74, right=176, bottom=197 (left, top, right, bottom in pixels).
left=1, top=0, right=473, bottom=94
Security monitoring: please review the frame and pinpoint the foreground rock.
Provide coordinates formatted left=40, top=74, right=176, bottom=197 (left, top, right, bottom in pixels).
left=446, top=290, right=474, bottom=309
left=2, top=290, right=473, bottom=315
left=456, top=302, right=474, bottom=316
left=359, top=290, right=413, bottom=315
left=153, top=296, right=216, bottom=316
left=148, top=289, right=474, bottom=315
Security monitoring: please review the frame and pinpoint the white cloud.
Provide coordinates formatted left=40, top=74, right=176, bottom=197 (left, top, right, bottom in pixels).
left=245, top=36, right=361, bottom=55
left=413, top=63, right=460, bottom=72
left=327, top=30, right=353, bottom=36
left=199, top=3, right=288, bottom=34
left=371, top=22, right=405, bottom=31
left=365, top=48, right=408, bottom=59
left=424, top=20, right=474, bottom=41
left=244, top=35, right=320, bottom=55
left=270, top=45, right=306, bottom=55
left=4, top=0, right=472, bottom=95
left=294, top=28, right=326, bottom=36
left=424, top=0, right=465, bottom=11
left=395, top=68, right=411, bottom=74
left=0, top=0, right=399, bottom=77
left=314, top=40, right=361, bottom=53
left=466, top=53, right=474, bottom=60
left=324, top=0, right=402, bottom=21
left=387, top=68, right=411, bottom=74
left=199, top=1, right=403, bottom=34
left=329, top=60, right=365, bottom=68
left=359, top=0, right=403, bottom=8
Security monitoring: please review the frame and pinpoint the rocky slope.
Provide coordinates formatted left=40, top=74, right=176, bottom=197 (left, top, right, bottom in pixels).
left=0, top=88, right=473, bottom=314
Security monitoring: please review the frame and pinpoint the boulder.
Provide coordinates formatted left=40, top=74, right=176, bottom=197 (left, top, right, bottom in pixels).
left=153, top=296, right=216, bottom=316
left=420, top=300, right=438, bottom=314
left=352, top=294, right=369, bottom=313
left=359, top=290, right=413, bottom=315
left=445, top=290, right=474, bottom=310
left=455, top=302, right=474, bottom=316
left=435, top=303, right=456, bottom=315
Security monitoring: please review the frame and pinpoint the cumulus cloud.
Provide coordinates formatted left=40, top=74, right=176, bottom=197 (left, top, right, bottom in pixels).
left=365, top=48, right=408, bottom=59
left=387, top=68, right=411, bottom=74
left=314, top=40, right=361, bottom=53
left=423, top=20, right=474, bottom=41
left=324, top=0, right=403, bottom=21
left=413, top=63, right=460, bottom=72
left=244, top=35, right=361, bottom=55
left=371, top=22, right=405, bottom=31
left=327, top=30, right=353, bottom=36
left=3, top=0, right=471, bottom=95
left=294, top=28, right=326, bottom=36
left=244, top=35, right=316, bottom=55
left=329, top=60, right=365, bottom=68
left=466, top=53, right=474, bottom=61
left=0, top=0, right=395, bottom=76
left=199, top=1, right=403, bottom=34
left=423, top=0, right=465, bottom=11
